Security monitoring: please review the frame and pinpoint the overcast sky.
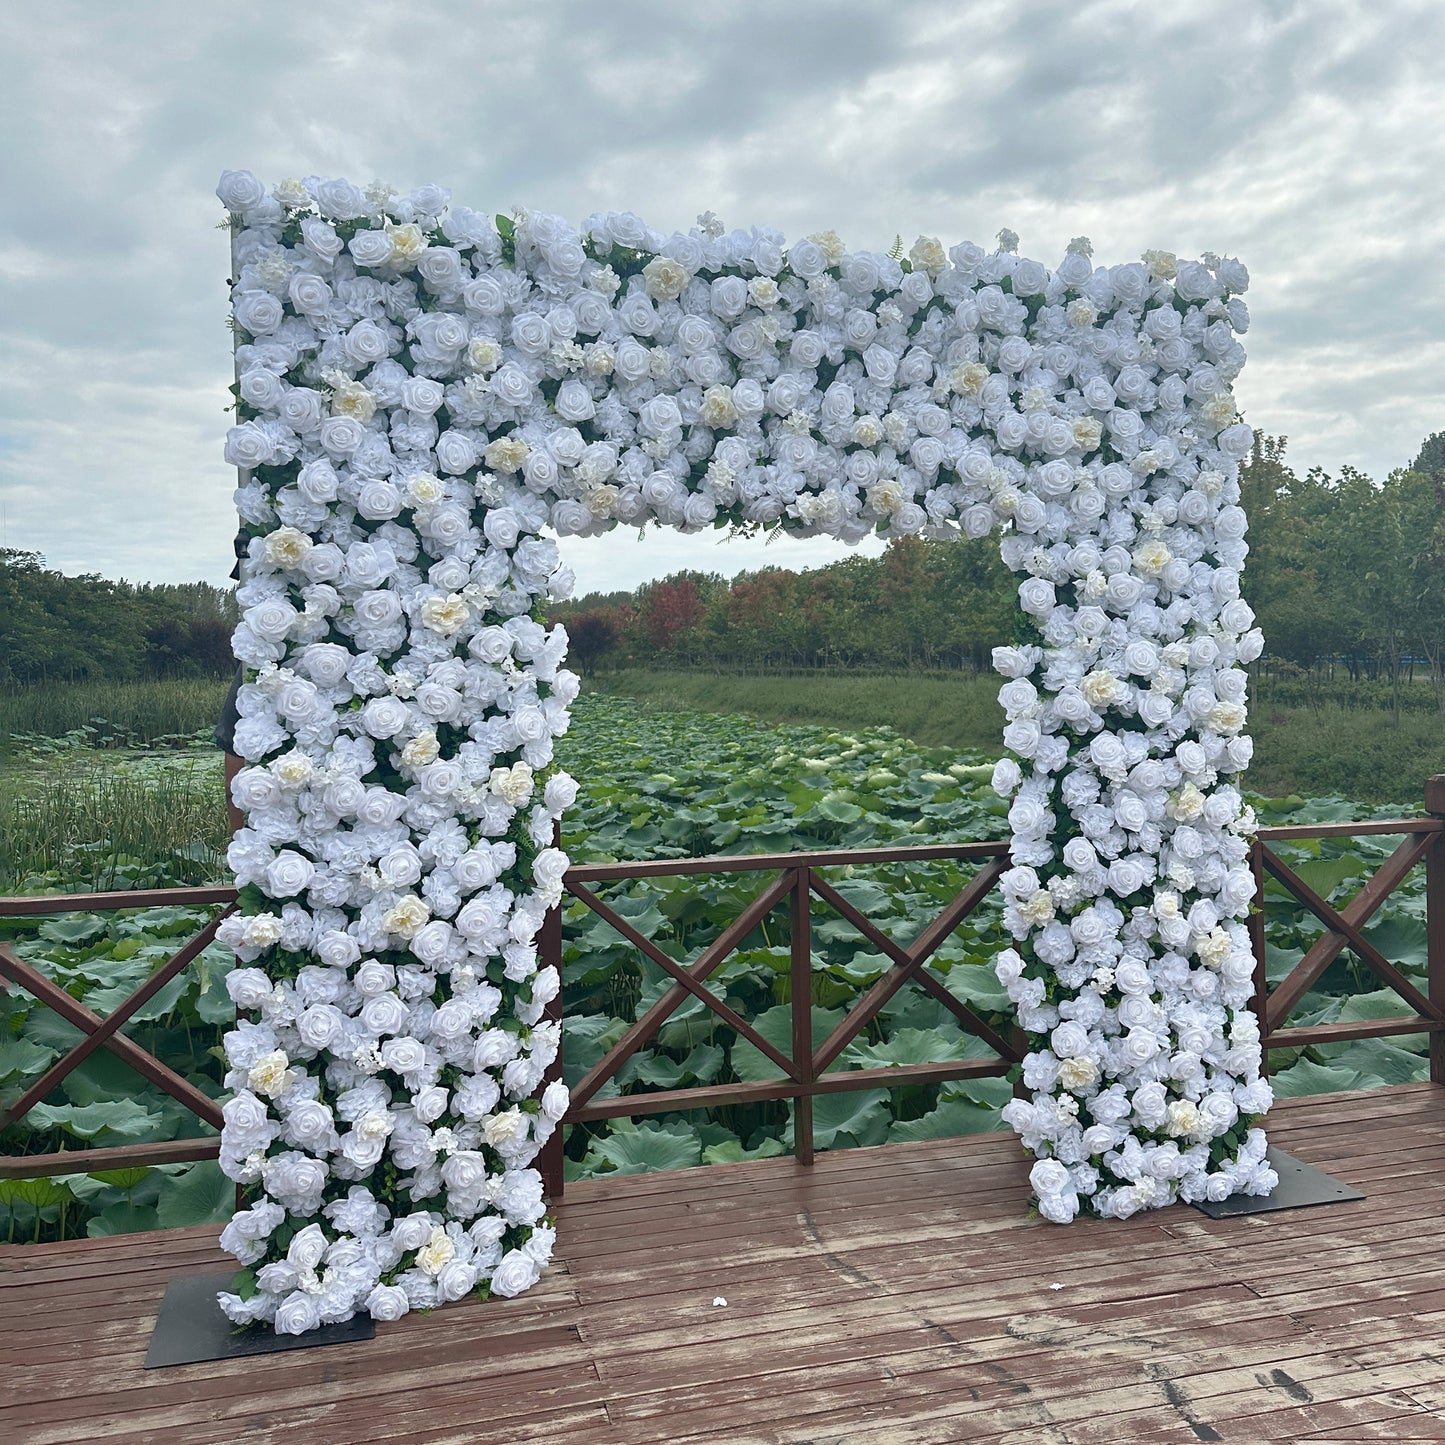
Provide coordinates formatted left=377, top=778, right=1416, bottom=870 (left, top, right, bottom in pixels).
left=2, top=0, right=1441, bottom=595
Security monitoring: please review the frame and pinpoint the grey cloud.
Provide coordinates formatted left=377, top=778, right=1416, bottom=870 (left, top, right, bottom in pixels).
left=0, top=0, right=1440, bottom=587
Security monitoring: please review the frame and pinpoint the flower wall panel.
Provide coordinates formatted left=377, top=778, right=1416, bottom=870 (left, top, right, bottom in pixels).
left=215, top=170, right=1271, bottom=1332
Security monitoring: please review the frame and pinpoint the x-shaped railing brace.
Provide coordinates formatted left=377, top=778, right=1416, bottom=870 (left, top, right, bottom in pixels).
left=1261, top=832, right=1442, bottom=1032
left=0, top=906, right=235, bottom=1151
left=564, top=859, right=1017, bottom=1117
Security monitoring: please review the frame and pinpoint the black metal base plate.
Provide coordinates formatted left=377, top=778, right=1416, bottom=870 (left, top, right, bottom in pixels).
left=145, top=1273, right=374, bottom=1368
left=1192, top=1147, right=1364, bottom=1219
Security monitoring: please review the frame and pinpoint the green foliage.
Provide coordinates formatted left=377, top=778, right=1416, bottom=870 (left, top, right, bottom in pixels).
left=0, top=745, right=229, bottom=891
left=0, top=885, right=232, bottom=1242
left=0, top=550, right=236, bottom=688
left=1, top=677, right=231, bottom=754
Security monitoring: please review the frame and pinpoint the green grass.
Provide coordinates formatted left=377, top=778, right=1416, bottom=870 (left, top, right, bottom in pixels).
left=0, top=667, right=1437, bottom=899
left=591, top=668, right=1445, bottom=806
left=0, top=679, right=233, bottom=891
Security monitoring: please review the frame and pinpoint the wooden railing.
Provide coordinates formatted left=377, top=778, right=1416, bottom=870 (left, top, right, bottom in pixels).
left=2, top=778, right=1442, bottom=1201
left=535, top=842, right=1021, bottom=1196
left=0, top=887, right=237, bottom=1181
left=537, top=782, right=1445, bottom=1196
left=1250, top=774, right=1445, bottom=1078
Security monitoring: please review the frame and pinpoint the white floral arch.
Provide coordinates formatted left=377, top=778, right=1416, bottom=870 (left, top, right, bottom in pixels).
left=213, top=170, right=1274, bottom=1334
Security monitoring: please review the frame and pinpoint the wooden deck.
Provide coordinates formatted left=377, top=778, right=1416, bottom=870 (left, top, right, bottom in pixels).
left=3, top=1084, right=1445, bottom=1445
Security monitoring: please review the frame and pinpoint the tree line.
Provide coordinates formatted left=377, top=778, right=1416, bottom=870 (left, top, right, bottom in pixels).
left=3, top=431, right=1440, bottom=691
left=553, top=434, right=1445, bottom=687
left=0, top=550, right=237, bottom=686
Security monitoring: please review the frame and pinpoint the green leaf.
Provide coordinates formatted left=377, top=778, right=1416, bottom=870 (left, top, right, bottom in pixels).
left=1335, top=988, right=1427, bottom=1032
left=0, top=1034, right=59, bottom=1081
left=107, top=936, right=153, bottom=962
left=622, top=1044, right=724, bottom=1089
left=1265, top=943, right=1304, bottom=987
left=1287, top=854, right=1368, bottom=899
left=791, top=1089, right=890, bottom=1149
left=815, top=797, right=863, bottom=824
left=0, top=1177, right=74, bottom=1209
left=87, top=1167, right=153, bottom=1191
left=824, top=878, right=893, bottom=915
left=701, top=1136, right=788, bottom=1165
left=585, top=1125, right=701, bottom=1175
left=86, top=1200, right=162, bottom=1237
left=27, top=1099, right=166, bottom=1141
left=17, top=1013, right=84, bottom=1059
left=940, top=1076, right=1014, bottom=1108
left=38, top=915, right=106, bottom=946
left=60, top=1051, right=150, bottom=1107
left=730, top=1002, right=846, bottom=1082
left=83, top=971, right=186, bottom=1023
left=1268, top=1058, right=1386, bottom=1098
left=841, top=1026, right=978, bottom=1070
left=1360, top=916, right=1429, bottom=973
left=122, top=907, right=205, bottom=936
left=561, top=1014, right=627, bottom=1093
left=1321, top=1038, right=1428, bottom=1085
left=888, top=1098, right=1004, bottom=1142
left=157, top=1162, right=236, bottom=1228
left=193, top=948, right=239, bottom=1025
left=941, top=959, right=1012, bottom=1015
left=823, top=948, right=889, bottom=985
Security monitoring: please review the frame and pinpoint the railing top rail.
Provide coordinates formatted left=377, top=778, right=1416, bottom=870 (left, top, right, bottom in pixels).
left=565, top=839, right=1010, bottom=882
left=1, top=815, right=1436, bottom=913
left=1256, top=818, right=1442, bottom=841
left=0, top=886, right=240, bottom=917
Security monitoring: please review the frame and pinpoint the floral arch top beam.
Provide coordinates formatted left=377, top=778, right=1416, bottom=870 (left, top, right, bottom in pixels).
left=214, top=169, right=1274, bottom=1334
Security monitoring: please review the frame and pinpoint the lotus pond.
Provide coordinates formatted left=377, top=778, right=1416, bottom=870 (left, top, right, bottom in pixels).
left=0, top=693, right=1431, bottom=1240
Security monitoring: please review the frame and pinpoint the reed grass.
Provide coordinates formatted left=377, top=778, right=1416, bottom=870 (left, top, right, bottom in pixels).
left=0, top=678, right=231, bottom=755
left=0, top=757, right=230, bottom=890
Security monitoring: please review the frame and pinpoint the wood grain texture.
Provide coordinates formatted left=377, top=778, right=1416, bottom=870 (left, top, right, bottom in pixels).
left=3, top=1083, right=1444, bottom=1445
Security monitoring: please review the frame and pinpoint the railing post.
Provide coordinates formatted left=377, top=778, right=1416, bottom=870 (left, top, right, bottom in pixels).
left=538, top=829, right=566, bottom=1202
left=1425, top=776, right=1445, bottom=1087
left=1248, top=837, right=1271, bottom=1076
left=790, top=867, right=814, bottom=1166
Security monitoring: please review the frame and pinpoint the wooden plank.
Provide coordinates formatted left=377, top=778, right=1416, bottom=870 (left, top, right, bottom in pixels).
left=1269, top=1014, right=1443, bottom=1048
left=0, top=1137, right=221, bottom=1181
left=2, top=1085, right=1444, bottom=1445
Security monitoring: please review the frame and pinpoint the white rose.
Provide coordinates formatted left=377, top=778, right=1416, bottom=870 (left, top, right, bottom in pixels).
left=217, top=169, right=268, bottom=211
left=365, top=1284, right=411, bottom=1321
left=416, top=1225, right=457, bottom=1277
left=361, top=696, right=411, bottom=739
left=274, top=1292, right=322, bottom=1336
left=247, top=1049, right=292, bottom=1098
left=264, top=851, right=315, bottom=898
left=489, top=1249, right=541, bottom=1298
left=642, top=256, right=689, bottom=301
left=382, top=895, right=431, bottom=940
